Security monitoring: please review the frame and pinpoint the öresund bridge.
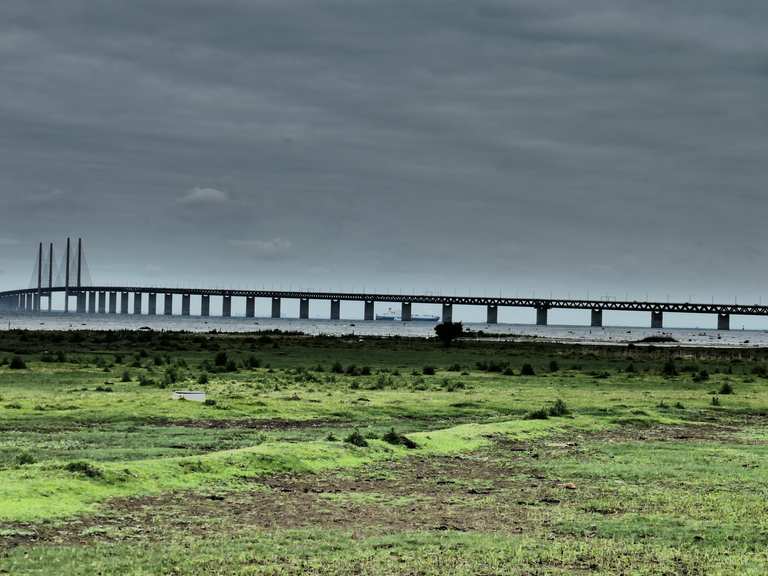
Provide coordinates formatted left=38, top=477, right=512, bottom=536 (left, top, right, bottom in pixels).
left=0, top=239, right=761, bottom=330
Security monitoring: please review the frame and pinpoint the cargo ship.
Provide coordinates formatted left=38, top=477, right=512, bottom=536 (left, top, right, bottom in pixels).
left=375, top=307, right=440, bottom=322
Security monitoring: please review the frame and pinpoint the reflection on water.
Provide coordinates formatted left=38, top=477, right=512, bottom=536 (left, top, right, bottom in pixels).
left=0, top=312, right=765, bottom=347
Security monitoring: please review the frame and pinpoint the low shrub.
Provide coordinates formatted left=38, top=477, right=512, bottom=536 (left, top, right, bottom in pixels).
left=382, top=428, right=418, bottom=449
left=711, top=395, right=721, bottom=406
left=549, top=398, right=569, bottom=417
left=549, top=360, right=560, bottom=372
left=719, top=381, right=734, bottom=395
left=15, top=452, right=35, bottom=466
left=422, top=366, right=436, bottom=375
left=521, top=363, right=535, bottom=376
left=9, top=356, right=27, bottom=370
left=692, top=370, right=710, bottom=383
left=525, top=408, right=549, bottom=420
left=121, top=370, right=132, bottom=382
left=344, top=430, right=368, bottom=447
left=64, top=461, right=103, bottom=479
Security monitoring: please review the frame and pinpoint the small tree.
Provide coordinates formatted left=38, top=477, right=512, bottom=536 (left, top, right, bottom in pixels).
left=434, top=322, right=463, bottom=347
left=9, top=356, right=27, bottom=370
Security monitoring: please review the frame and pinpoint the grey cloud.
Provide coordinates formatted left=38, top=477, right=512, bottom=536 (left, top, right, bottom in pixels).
left=0, top=1, right=766, bottom=310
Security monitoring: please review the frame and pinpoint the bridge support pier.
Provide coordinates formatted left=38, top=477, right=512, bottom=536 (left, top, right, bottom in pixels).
left=134, top=293, right=142, bottom=315
left=718, top=313, right=730, bottom=331
left=330, top=299, right=340, bottom=320
left=164, top=294, right=173, bottom=316
left=442, top=303, right=453, bottom=323
left=77, top=292, right=87, bottom=314
left=200, top=295, right=210, bottom=317
left=108, top=292, right=117, bottom=314
left=651, top=311, right=663, bottom=329
left=33, top=293, right=41, bottom=312
left=182, top=294, right=190, bottom=316
left=487, top=305, right=498, bottom=324
left=271, top=298, right=281, bottom=319
left=88, top=292, right=96, bottom=314
left=28, top=294, right=35, bottom=312
left=245, top=297, right=255, bottom=318
left=148, top=293, right=157, bottom=315
left=299, top=298, right=309, bottom=319
left=536, top=306, right=548, bottom=326
left=401, top=302, right=412, bottom=321
left=121, top=292, right=129, bottom=314
left=98, top=292, right=106, bottom=314
left=364, top=301, right=375, bottom=321
left=591, top=309, right=603, bottom=327
left=222, top=295, right=231, bottom=317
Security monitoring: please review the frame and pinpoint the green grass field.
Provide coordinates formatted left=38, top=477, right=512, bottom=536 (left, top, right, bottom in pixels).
left=1, top=329, right=767, bottom=574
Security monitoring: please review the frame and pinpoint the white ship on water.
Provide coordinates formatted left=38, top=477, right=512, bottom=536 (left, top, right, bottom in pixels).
left=375, top=307, right=440, bottom=322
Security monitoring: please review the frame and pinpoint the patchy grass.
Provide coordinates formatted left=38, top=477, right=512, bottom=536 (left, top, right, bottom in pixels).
left=1, top=330, right=768, bottom=573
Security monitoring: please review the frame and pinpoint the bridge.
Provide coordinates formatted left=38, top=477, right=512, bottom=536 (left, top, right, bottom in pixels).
left=0, top=239, right=757, bottom=330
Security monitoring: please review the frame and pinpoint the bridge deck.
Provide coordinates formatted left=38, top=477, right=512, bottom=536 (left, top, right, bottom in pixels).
left=0, top=286, right=763, bottom=316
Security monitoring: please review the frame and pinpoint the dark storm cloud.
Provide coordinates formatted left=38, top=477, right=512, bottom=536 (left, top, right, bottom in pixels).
left=0, top=0, right=766, bottom=308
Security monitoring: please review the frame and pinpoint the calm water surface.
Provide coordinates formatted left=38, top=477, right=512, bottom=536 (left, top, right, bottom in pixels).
left=1, top=312, right=765, bottom=347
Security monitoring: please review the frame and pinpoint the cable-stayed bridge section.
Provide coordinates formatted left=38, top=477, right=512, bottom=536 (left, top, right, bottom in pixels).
left=0, top=240, right=754, bottom=330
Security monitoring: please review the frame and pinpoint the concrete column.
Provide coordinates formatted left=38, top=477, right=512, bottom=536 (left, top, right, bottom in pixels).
left=364, top=300, right=375, bottom=321
left=28, top=294, right=35, bottom=312
left=299, top=298, right=310, bottom=319
left=442, top=303, right=453, bottom=323
left=181, top=294, right=191, bottom=316
left=98, top=292, right=106, bottom=314
left=651, top=311, right=663, bottom=329
left=591, top=309, right=603, bottom=327
left=148, top=293, right=157, bottom=315
left=121, top=292, right=129, bottom=314
left=222, top=295, right=232, bottom=317
left=33, top=293, right=41, bottom=312
left=330, top=299, right=340, bottom=320
left=88, top=292, right=96, bottom=314
left=245, top=297, right=255, bottom=318
left=271, top=297, right=281, bottom=319
left=109, top=292, right=117, bottom=314
left=77, top=292, right=87, bottom=313
left=200, top=295, right=210, bottom=317
left=133, top=293, right=142, bottom=315
left=164, top=294, right=173, bottom=316
left=487, top=305, right=498, bottom=324
left=536, top=306, right=548, bottom=326
left=718, top=313, right=730, bottom=331
left=401, top=302, right=412, bottom=321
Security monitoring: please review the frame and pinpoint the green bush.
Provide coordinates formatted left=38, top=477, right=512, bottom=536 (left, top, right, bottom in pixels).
left=9, top=356, right=27, bottom=370
left=121, top=370, right=132, bottom=382
left=549, top=360, right=560, bottom=372
left=15, top=452, right=36, bottom=466
left=549, top=398, right=569, bottom=417
left=422, top=366, right=436, bottom=375
left=719, top=381, right=734, bottom=395
left=711, top=395, right=721, bottom=406
left=344, top=430, right=368, bottom=447
left=521, top=363, right=535, bottom=376
left=525, top=408, right=549, bottom=420
left=198, top=372, right=209, bottom=385
left=64, top=461, right=103, bottom=478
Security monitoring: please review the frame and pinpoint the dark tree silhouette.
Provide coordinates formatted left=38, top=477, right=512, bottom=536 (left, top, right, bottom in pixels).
left=434, top=322, right=463, bottom=346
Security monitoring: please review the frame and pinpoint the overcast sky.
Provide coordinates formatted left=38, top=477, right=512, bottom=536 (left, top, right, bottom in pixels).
left=1, top=1, right=767, bottom=324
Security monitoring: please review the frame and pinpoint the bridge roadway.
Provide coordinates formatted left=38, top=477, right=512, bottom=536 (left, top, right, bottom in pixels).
left=0, top=285, right=757, bottom=330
